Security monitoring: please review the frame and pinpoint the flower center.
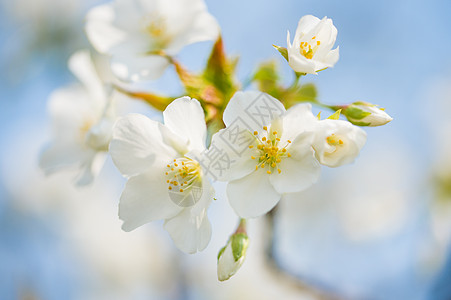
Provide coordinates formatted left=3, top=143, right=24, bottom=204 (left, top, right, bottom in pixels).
left=165, top=157, right=203, bottom=207
left=300, top=36, right=321, bottom=59
left=326, top=134, right=344, bottom=147
left=142, top=14, right=172, bottom=49
left=250, top=126, right=292, bottom=175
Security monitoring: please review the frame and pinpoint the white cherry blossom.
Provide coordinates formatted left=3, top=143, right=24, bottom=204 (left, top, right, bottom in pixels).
left=85, top=0, right=220, bottom=81
left=40, top=50, right=115, bottom=186
left=312, top=119, right=367, bottom=167
left=287, top=15, right=339, bottom=74
left=109, top=97, right=214, bottom=253
left=208, top=91, right=320, bottom=218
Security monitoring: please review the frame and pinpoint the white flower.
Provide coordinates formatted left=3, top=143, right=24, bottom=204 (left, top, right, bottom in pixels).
left=217, top=233, right=249, bottom=281
left=40, top=50, right=115, bottom=186
left=109, top=96, right=214, bottom=253
left=208, top=91, right=320, bottom=218
left=312, top=119, right=367, bottom=167
left=287, top=15, right=339, bottom=74
left=85, top=0, right=220, bottom=82
left=344, top=102, right=393, bottom=127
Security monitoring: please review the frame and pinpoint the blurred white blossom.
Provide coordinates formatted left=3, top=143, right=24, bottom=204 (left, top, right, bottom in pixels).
left=85, top=0, right=220, bottom=81
left=39, top=50, right=115, bottom=186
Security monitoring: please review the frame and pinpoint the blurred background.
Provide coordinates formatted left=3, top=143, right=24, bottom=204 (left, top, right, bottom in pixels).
left=1, top=0, right=451, bottom=299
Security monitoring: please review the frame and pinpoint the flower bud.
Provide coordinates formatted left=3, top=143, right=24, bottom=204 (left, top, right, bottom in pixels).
left=217, top=232, right=249, bottom=281
left=342, top=102, right=393, bottom=127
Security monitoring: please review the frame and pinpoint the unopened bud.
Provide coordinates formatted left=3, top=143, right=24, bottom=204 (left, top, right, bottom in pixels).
left=217, top=232, right=249, bottom=281
left=343, top=101, right=392, bottom=127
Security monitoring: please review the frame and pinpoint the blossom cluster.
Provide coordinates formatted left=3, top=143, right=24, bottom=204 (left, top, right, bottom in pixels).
left=40, top=0, right=392, bottom=281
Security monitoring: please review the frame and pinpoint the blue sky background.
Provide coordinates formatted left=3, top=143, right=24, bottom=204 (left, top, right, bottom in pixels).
left=1, top=0, right=451, bottom=299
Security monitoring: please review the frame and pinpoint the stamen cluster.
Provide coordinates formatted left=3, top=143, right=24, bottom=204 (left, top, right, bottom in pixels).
left=250, top=126, right=292, bottom=175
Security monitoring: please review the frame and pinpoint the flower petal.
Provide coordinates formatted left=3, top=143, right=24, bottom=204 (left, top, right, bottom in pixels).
left=204, top=128, right=258, bottom=182
left=109, top=114, right=176, bottom=177
left=166, top=8, right=219, bottom=55
left=227, top=170, right=281, bottom=218
left=223, top=91, right=285, bottom=129
left=85, top=3, right=128, bottom=54
left=312, top=120, right=367, bottom=167
left=68, top=50, right=105, bottom=101
left=39, top=142, right=90, bottom=175
left=75, top=152, right=107, bottom=186
left=280, top=103, right=317, bottom=142
left=110, top=54, right=170, bottom=82
left=163, top=177, right=214, bottom=253
left=294, top=15, right=321, bottom=39
left=119, top=171, right=183, bottom=232
left=270, top=133, right=320, bottom=194
left=163, top=97, right=207, bottom=152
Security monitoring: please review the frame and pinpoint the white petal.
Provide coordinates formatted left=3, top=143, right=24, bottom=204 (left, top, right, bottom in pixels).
left=109, top=114, right=176, bottom=177
left=68, top=50, right=105, bottom=101
left=85, top=4, right=128, bottom=54
left=203, top=128, right=258, bottom=182
left=119, top=171, right=183, bottom=232
left=323, top=46, right=339, bottom=67
left=166, top=9, right=219, bottom=55
left=48, top=86, right=101, bottom=139
left=75, top=152, right=107, bottom=186
left=163, top=97, right=207, bottom=152
left=312, top=120, right=367, bottom=167
left=158, top=123, right=189, bottom=155
left=269, top=133, right=320, bottom=194
left=227, top=170, right=281, bottom=218
left=223, top=91, right=285, bottom=129
left=39, top=142, right=89, bottom=175
left=110, top=54, right=170, bottom=82
left=280, top=103, right=317, bottom=142
left=294, top=15, right=321, bottom=39
left=163, top=177, right=214, bottom=253
left=287, top=50, right=316, bottom=74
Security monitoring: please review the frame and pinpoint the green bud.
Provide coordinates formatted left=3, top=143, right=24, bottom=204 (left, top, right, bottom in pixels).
left=343, top=102, right=393, bottom=127
left=217, top=233, right=249, bottom=281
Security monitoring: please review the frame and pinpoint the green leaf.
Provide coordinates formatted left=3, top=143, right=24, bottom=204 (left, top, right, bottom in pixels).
left=273, top=45, right=288, bottom=61
left=345, top=106, right=371, bottom=120
left=231, top=233, right=249, bottom=262
left=317, top=111, right=321, bottom=120
left=327, top=109, right=342, bottom=120
left=297, top=83, right=317, bottom=100
left=252, top=60, right=280, bottom=93
left=203, top=35, right=238, bottom=98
